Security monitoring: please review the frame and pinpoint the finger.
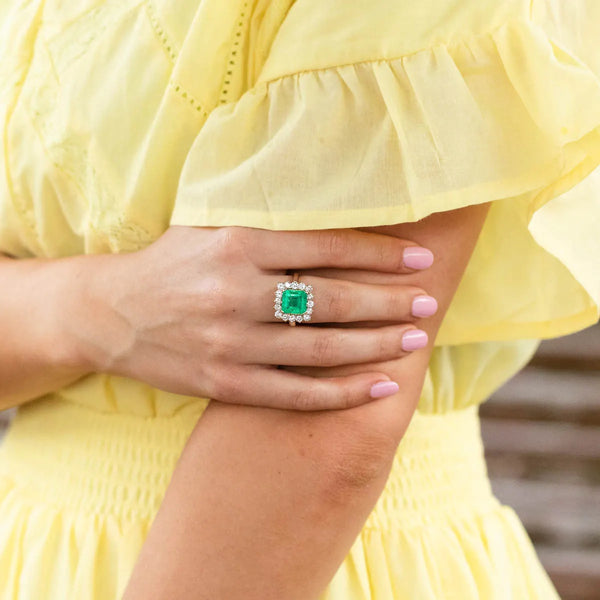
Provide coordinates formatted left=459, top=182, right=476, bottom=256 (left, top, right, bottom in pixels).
left=238, top=323, right=428, bottom=367
left=258, top=275, right=437, bottom=324
left=212, top=366, right=400, bottom=411
left=247, top=228, right=433, bottom=274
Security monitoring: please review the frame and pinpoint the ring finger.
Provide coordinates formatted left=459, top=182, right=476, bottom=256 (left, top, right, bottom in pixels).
left=253, top=275, right=437, bottom=324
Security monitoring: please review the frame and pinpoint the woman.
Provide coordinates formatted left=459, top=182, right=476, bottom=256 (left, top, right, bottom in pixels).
left=0, top=0, right=599, bottom=598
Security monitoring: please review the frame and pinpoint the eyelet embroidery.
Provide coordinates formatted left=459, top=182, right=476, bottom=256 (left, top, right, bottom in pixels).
left=219, top=1, right=250, bottom=105
left=143, top=0, right=178, bottom=64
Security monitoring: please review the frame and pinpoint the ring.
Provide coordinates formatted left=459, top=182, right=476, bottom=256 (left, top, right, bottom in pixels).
left=274, top=271, right=314, bottom=326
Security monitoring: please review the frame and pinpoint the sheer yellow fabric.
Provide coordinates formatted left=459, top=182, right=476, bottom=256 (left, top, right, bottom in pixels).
left=170, top=2, right=600, bottom=344
left=0, top=0, right=598, bottom=597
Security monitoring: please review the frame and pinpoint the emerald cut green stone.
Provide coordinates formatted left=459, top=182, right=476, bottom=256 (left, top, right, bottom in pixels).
left=281, top=289, right=308, bottom=314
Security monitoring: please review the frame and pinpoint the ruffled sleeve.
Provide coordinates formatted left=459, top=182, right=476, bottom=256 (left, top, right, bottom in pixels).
left=169, top=0, right=600, bottom=345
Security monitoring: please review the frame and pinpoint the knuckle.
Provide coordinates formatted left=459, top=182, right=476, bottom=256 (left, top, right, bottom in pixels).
left=292, top=381, right=355, bottom=411
left=210, top=369, right=239, bottom=400
left=376, top=240, right=396, bottom=271
left=289, top=387, right=321, bottom=411
left=377, top=328, right=396, bottom=360
left=187, top=366, right=213, bottom=398
left=311, top=331, right=341, bottom=366
left=214, top=226, right=247, bottom=261
left=319, top=230, right=351, bottom=264
left=383, top=289, right=400, bottom=319
left=209, top=330, right=238, bottom=361
left=377, top=327, right=404, bottom=360
left=326, top=286, right=347, bottom=322
left=336, top=385, right=356, bottom=410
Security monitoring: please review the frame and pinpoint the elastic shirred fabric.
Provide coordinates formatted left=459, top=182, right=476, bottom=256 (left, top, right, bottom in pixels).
left=0, top=398, right=200, bottom=522
left=0, top=399, right=494, bottom=527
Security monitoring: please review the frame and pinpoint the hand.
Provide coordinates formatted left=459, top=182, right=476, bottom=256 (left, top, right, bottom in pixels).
left=67, top=225, right=437, bottom=410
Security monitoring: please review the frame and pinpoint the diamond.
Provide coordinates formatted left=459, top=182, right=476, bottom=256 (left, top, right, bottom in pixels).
left=307, top=294, right=313, bottom=300
left=303, top=314, right=311, bottom=321
left=299, top=283, right=306, bottom=290
left=306, top=307, right=313, bottom=314
left=291, top=281, right=299, bottom=289
left=277, top=283, right=285, bottom=290
left=307, top=300, right=314, bottom=307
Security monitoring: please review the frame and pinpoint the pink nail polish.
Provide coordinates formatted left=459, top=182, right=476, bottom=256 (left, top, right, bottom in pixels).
left=402, top=329, right=428, bottom=351
left=369, top=381, right=400, bottom=399
left=403, top=247, right=434, bottom=270
left=412, top=295, right=438, bottom=317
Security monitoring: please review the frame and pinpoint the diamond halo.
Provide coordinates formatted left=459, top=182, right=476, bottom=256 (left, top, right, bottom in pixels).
left=274, top=280, right=314, bottom=324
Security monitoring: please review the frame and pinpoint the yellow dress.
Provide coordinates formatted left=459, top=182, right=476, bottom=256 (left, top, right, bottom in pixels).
left=1, top=0, right=599, bottom=597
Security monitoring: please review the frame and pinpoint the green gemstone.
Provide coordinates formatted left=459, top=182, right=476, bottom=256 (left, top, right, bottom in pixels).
left=281, top=289, right=308, bottom=314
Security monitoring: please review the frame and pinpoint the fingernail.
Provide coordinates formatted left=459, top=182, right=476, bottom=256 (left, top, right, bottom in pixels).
left=403, top=247, right=434, bottom=270
left=402, top=329, right=428, bottom=351
left=412, top=295, right=438, bottom=317
left=369, top=380, right=400, bottom=399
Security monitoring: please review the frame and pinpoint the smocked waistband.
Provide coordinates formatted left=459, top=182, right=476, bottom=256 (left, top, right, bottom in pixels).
left=0, top=398, right=201, bottom=521
left=364, top=405, right=497, bottom=530
left=0, top=399, right=495, bottom=526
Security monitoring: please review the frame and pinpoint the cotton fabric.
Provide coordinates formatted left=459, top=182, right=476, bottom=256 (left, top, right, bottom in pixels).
left=0, top=0, right=599, bottom=598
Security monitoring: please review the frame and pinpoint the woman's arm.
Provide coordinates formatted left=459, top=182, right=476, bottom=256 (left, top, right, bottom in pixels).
left=0, top=253, right=95, bottom=408
left=0, top=228, right=431, bottom=410
left=122, top=201, right=492, bottom=600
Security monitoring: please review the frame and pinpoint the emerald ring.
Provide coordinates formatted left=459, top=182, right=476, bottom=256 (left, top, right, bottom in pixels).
left=274, top=271, right=314, bottom=326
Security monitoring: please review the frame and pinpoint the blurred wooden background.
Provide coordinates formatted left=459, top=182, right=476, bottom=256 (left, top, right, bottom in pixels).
left=1, top=324, right=598, bottom=598
left=481, top=323, right=600, bottom=600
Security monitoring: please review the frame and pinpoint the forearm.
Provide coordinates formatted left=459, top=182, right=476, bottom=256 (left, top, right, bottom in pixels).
left=0, top=254, right=91, bottom=408
left=123, top=351, right=430, bottom=600
left=123, top=202, right=492, bottom=600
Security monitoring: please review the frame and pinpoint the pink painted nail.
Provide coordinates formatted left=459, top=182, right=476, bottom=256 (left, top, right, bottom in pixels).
left=369, top=380, right=400, bottom=399
left=412, top=295, right=438, bottom=317
left=402, top=329, right=428, bottom=351
left=403, top=247, right=434, bottom=270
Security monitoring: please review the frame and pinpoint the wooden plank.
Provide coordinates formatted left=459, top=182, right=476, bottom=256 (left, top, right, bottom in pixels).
left=490, top=478, right=600, bottom=545
left=531, top=324, right=600, bottom=370
left=481, top=368, right=600, bottom=424
left=481, top=418, right=600, bottom=460
left=536, top=547, right=600, bottom=600
left=486, top=453, right=600, bottom=484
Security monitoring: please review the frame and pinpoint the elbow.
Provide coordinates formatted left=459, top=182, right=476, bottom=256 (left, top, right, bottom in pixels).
left=316, top=396, right=416, bottom=500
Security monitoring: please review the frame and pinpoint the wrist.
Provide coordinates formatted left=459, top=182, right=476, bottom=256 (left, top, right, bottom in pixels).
left=50, top=251, right=133, bottom=375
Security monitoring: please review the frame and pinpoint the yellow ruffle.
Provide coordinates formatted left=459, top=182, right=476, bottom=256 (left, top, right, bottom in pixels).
left=0, top=473, right=557, bottom=600
left=170, top=15, right=600, bottom=344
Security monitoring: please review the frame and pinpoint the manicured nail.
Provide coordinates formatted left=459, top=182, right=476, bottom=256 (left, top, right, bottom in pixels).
left=402, top=329, right=428, bottom=351
left=403, top=246, right=434, bottom=270
left=369, top=380, right=400, bottom=399
left=412, top=295, right=438, bottom=317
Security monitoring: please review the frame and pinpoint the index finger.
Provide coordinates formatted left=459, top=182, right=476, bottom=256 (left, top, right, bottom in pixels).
left=246, top=228, right=434, bottom=274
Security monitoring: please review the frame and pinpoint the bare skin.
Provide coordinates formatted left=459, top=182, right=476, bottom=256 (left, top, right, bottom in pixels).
left=0, top=203, right=490, bottom=598
left=0, top=227, right=435, bottom=410
left=122, top=202, right=492, bottom=600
